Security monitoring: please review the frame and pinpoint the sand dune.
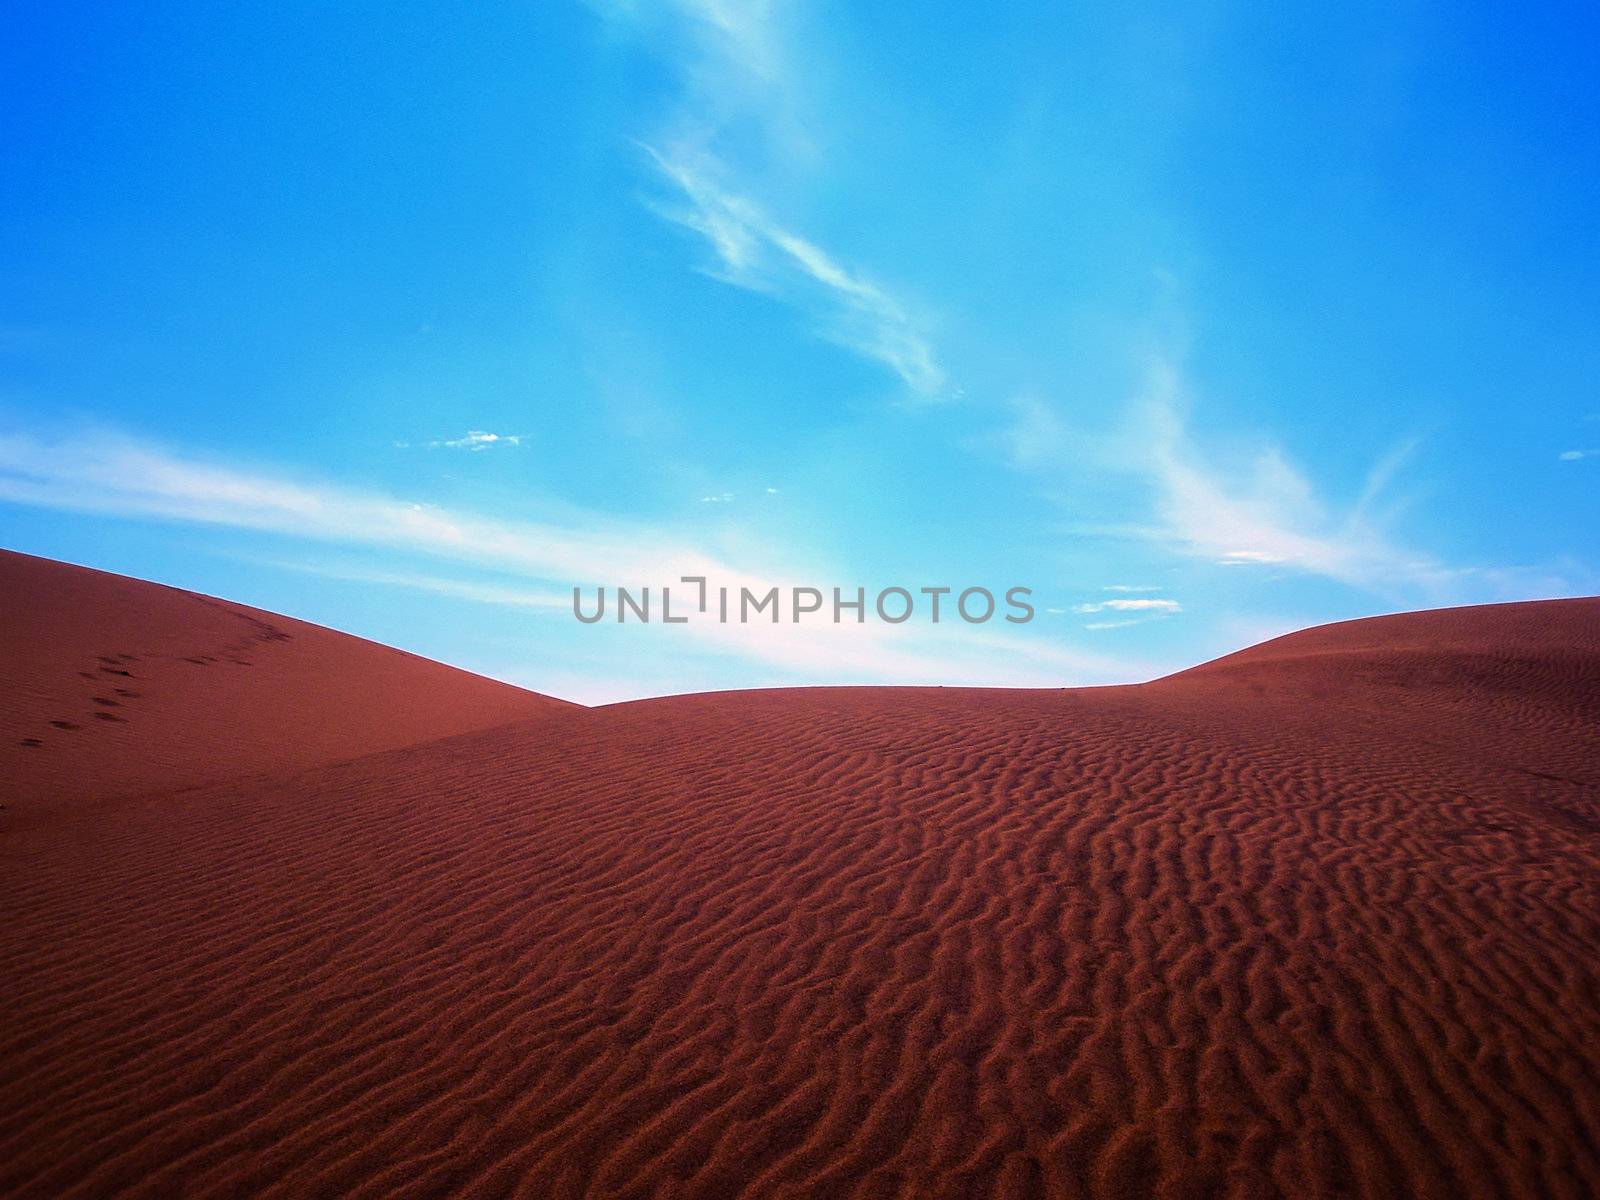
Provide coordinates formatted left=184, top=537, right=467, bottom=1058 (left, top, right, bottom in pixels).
left=3, top=557, right=1598, bottom=1198
left=0, top=550, right=571, bottom=812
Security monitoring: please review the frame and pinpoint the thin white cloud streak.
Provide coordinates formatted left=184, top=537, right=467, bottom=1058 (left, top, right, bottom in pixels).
left=1073, top=598, right=1180, bottom=614
left=597, top=0, right=809, bottom=160
left=394, top=431, right=525, bottom=451
left=1135, top=360, right=1456, bottom=595
left=0, top=426, right=1144, bottom=691
left=603, top=0, right=947, bottom=397
left=645, top=146, right=945, bottom=395
left=0, top=429, right=686, bottom=584
left=439, top=430, right=524, bottom=450
left=1558, top=449, right=1594, bottom=462
left=1077, top=595, right=1180, bottom=632
left=668, top=0, right=786, bottom=81
left=1122, top=359, right=1591, bottom=601
left=1216, top=550, right=1287, bottom=565
left=1005, top=356, right=1584, bottom=603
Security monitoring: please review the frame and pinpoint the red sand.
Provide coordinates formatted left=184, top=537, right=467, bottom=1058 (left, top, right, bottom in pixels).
left=0, top=550, right=571, bottom=811
left=3, top=555, right=1598, bottom=1198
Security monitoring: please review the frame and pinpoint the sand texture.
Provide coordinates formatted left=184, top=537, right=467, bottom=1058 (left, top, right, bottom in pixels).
left=3, top=552, right=1598, bottom=1198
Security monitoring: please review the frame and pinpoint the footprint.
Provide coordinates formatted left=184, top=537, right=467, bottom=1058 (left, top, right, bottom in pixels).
left=20, top=737, right=43, bottom=748
left=98, top=666, right=134, bottom=677
left=92, top=697, right=122, bottom=708
left=93, top=712, right=126, bottom=723
left=49, top=720, right=81, bottom=731
left=113, top=688, right=142, bottom=698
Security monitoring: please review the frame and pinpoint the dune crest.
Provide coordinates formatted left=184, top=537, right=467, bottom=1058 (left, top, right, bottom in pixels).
left=3, top=554, right=1598, bottom=1199
left=0, top=550, right=570, bottom=811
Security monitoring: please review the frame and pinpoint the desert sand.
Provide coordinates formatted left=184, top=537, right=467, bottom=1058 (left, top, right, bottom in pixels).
left=2, top=550, right=1597, bottom=1198
left=0, top=550, right=572, bottom=809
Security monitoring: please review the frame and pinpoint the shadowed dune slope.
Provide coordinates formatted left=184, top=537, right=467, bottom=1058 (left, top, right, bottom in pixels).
left=1164, top=596, right=1600, bottom=712
left=0, top=549, right=572, bottom=808
left=1150, top=597, right=1600, bottom=799
left=2, top=571, right=1599, bottom=1199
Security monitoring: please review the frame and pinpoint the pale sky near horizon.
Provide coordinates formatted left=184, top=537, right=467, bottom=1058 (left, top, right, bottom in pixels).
left=3, top=2, right=1597, bottom=703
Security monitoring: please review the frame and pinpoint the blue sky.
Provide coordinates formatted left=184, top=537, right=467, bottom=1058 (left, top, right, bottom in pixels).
left=2, top=1, right=1596, bottom=702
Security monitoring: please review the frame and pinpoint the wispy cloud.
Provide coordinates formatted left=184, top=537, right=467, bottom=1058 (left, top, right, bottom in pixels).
left=1130, top=360, right=1594, bottom=600
left=997, top=352, right=1586, bottom=604
left=1073, top=598, right=1180, bottom=614
left=394, top=430, right=525, bottom=451
left=596, top=0, right=809, bottom=162
left=1558, top=448, right=1594, bottom=462
left=438, top=430, right=524, bottom=450
left=1075, top=595, right=1180, bottom=632
left=600, top=0, right=948, bottom=398
left=1134, top=359, right=1453, bottom=594
left=0, top=426, right=708, bottom=584
left=1216, top=549, right=1287, bottom=565
left=0, top=423, right=1148, bottom=695
left=664, top=0, right=787, bottom=79
left=645, top=145, right=945, bottom=395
